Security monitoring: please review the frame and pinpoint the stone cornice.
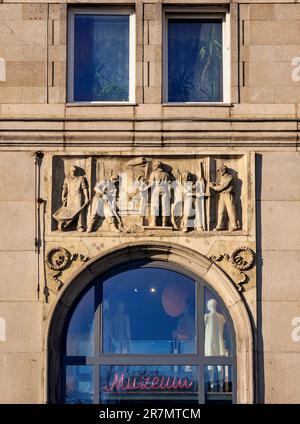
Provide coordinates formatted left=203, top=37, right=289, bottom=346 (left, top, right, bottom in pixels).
left=0, top=117, right=299, bottom=148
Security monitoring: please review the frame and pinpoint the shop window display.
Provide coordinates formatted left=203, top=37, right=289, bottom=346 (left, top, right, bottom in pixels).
left=63, top=265, right=235, bottom=404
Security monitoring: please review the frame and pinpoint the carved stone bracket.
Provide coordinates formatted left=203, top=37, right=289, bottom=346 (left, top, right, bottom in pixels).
left=45, top=247, right=90, bottom=297
left=210, top=246, right=255, bottom=292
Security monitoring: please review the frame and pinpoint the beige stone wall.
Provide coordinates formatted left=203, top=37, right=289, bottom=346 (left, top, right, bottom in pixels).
left=0, top=152, right=43, bottom=403
left=0, top=0, right=299, bottom=404
left=258, top=152, right=300, bottom=403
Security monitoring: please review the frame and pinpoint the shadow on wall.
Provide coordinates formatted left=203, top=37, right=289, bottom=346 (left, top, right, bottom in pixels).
left=227, top=166, right=243, bottom=230
left=255, top=153, right=264, bottom=403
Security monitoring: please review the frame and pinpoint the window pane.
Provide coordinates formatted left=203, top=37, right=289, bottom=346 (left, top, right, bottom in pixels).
left=100, top=365, right=198, bottom=403
left=168, top=19, right=223, bottom=102
left=102, top=268, right=196, bottom=354
left=73, top=14, right=129, bottom=102
left=65, top=365, right=93, bottom=404
left=204, top=288, right=232, bottom=356
left=205, top=365, right=232, bottom=404
left=66, top=286, right=95, bottom=356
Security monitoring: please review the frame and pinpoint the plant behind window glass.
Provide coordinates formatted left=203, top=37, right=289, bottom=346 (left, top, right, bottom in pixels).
left=168, top=20, right=223, bottom=102
left=74, top=15, right=129, bottom=102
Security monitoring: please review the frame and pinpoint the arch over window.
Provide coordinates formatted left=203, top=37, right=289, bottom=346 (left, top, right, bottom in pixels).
left=47, top=242, right=253, bottom=404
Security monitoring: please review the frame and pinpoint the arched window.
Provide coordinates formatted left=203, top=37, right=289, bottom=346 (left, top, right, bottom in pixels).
left=62, top=263, right=236, bottom=404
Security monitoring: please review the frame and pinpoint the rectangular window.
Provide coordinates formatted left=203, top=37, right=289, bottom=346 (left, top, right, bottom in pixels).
left=164, top=11, right=230, bottom=103
left=68, top=8, right=135, bottom=103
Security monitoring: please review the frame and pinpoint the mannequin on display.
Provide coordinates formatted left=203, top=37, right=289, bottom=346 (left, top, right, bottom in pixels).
left=110, top=301, right=131, bottom=353
left=204, top=298, right=227, bottom=391
left=103, top=300, right=112, bottom=352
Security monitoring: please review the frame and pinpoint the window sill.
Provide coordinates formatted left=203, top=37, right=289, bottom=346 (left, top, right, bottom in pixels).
left=162, top=102, right=232, bottom=107
left=66, top=102, right=137, bottom=107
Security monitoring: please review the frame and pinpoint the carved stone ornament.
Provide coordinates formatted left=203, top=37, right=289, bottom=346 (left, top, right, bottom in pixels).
left=45, top=247, right=90, bottom=298
left=230, top=246, right=255, bottom=271
left=210, top=247, right=255, bottom=292
left=45, top=247, right=72, bottom=271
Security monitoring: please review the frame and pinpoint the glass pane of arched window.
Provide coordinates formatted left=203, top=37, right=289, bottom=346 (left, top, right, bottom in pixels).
left=204, top=288, right=232, bottom=357
left=102, top=268, right=196, bottom=354
left=205, top=365, right=232, bottom=404
left=65, top=365, right=93, bottom=404
left=66, top=286, right=95, bottom=356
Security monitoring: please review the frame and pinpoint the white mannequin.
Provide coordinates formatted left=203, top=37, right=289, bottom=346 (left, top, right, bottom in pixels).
left=204, top=299, right=227, bottom=391
left=110, top=301, right=131, bottom=353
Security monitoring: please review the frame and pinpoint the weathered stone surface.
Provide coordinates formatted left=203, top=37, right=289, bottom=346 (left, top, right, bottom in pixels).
left=259, top=152, right=300, bottom=201
left=48, top=86, right=66, bottom=103
left=0, top=251, right=38, bottom=301
left=22, top=4, right=47, bottom=21
left=0, top=302, right=42, bottom=353
left=259, top=301, right=300, bottom=353
left=248, top=21, right=300, bottom=45
left=232, top=103, right=295, bottom=116
left=260, top=201, right=300, bottom=251
left=21, top=87, right=47, bottom=103
left=49, top=4, right=66, bottom=20
left=2, top=62, right=47, bottom=87
left=0, top=4, right=22, bottom=20
left=0, top=201, right=35, bottom=251
left=0, top=353, right=43, bottom=404
left=0, top=87, right=21, bottom=103
left=0, top=21, right=47, bottom=46
left=249, top=4, right=274, bottom=20
left=0, top=152, right=35, bottom=201
left=144, top=3, right=161, bottom=21
left=263, top=353, right=300, bottom=403
left=247, top=62, right=296, bottom=87
left=0, top=104, right=65, bottom=117
left=261, top=251, right=300, bottom=301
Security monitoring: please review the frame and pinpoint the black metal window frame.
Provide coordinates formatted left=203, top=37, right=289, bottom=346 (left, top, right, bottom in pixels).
left=61, top=260, right=237, bottom=404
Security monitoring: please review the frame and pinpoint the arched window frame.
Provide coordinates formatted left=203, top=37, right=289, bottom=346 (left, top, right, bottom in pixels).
left=47, top=242, right=254, bottom=404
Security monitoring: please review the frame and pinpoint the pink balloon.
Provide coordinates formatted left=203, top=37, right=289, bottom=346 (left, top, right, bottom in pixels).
left=162, top=285, right=187, bottom=317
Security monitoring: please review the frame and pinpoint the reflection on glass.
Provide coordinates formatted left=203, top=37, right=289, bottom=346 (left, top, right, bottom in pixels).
left=65, top=366, right=93, bottom=404
left=204, top=288, right=232, bottom=356
left=102, top=268, right=196, bottom=354
left=74, top=15, right=129, bottom=102
left=168, top=19, right=223, bottom=102
left=205, top=365, right=232, bottom=404
left=66, top=287, right=94, bottom=356
left=100, top=365, right=198, bottom=403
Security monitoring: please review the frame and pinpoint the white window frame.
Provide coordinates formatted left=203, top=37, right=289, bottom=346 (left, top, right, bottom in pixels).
left=68, top=7, right=136, bottom=105
left=163, top=9, right=231, bottom=105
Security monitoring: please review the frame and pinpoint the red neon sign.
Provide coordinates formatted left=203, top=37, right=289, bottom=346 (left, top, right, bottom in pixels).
left=104, top=372, right=194, bottom=392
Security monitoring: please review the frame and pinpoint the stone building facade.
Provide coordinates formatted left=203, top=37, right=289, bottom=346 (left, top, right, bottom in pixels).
left=0, top=0, right=299, bottom=404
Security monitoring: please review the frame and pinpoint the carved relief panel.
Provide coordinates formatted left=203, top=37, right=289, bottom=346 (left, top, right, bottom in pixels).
left=42, top=152, right=256, bottom=301
left=48, top=153, right=254, bottom=236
